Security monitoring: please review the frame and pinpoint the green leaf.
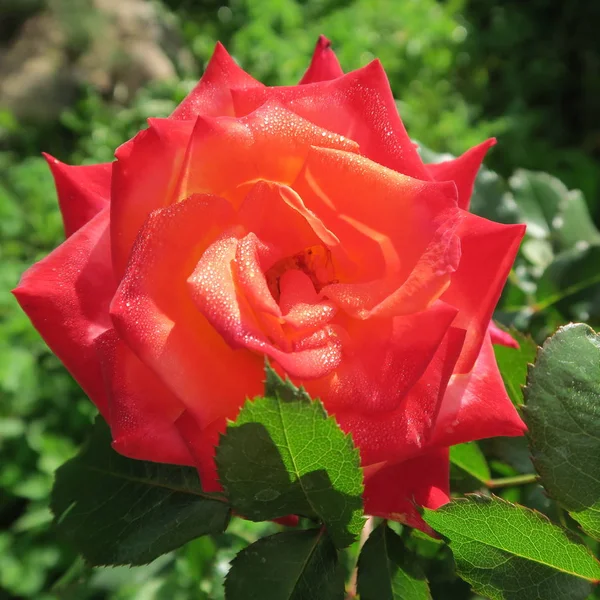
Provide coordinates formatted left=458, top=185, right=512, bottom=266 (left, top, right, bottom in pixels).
left=423, top=495, right=600, bottom=600
left=224, top=529, right=344, bottom=600
left=357, top=523, right=431, bottom=600
left=554, top=189, right=600, bottom=249
left=520, top=237, right=554, bottom=268
left=534, top=246, right=600, bottom=321
left=450, top=442, right=490, bottom=484
left=51, top=417, right=230, bottom=566
left=216, top=366, right=364, bottom=549
left=470, top=164, right=522, bottom=225
left=264, top=361, right=312, bottom=402
left=523, top=324, right=600, bottom=540
left=509, top=170, right=561, bottom=240
left=494, top=328, right=538, bottom=406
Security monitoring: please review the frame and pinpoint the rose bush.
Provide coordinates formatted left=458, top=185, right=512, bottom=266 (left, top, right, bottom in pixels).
left=14, top=37, right=525, bottom=529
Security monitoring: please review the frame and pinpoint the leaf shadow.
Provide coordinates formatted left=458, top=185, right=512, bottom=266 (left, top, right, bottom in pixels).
left=219, top=421, right=363, bottom=548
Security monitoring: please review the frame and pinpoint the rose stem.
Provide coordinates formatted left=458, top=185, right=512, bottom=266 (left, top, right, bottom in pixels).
left=485, top=473, right=538, bottom=488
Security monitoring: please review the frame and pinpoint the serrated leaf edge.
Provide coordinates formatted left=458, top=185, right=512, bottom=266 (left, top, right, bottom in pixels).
left=424, top=494, right=600, bottom=582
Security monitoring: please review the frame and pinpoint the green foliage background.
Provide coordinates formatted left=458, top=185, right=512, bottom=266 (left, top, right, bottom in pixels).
left=1, top=0, right=598, bottom=598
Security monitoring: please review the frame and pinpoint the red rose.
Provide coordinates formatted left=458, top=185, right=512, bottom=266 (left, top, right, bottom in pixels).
left=14, top=36, right=525, bottom=530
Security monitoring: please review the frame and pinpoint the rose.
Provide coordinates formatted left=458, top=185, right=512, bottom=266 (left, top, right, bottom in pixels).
left=14, top=36, right=525, bottom=530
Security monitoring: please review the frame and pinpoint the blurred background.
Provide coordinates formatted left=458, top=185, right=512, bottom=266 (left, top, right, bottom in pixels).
left=1, top=0, right=599, bottom=598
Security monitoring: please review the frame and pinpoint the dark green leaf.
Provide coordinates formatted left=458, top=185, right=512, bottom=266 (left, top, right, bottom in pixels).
left=450, top=442, right=490, bottom=484
left=357, top=523, right=431, bottom=600
left=224, top=529, right=344, bottom=600
left=534, top=246, right=600, bottom=321
left=216, top=366, right=364, bottom=548
left=51, top=417, right=230, bottom=566
left=524, top=324, right=600, bottom=540
left=423, top=495, right=600, bottom=600
left=494, top=328, right=538, bottom=406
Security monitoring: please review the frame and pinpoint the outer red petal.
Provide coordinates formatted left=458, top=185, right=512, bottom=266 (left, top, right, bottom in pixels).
left=299, top=35, right=344, bottom=84
left=110, top=118, right=194, bottom=278
left=488, top=320, right=519, bottom=348
left=95, top=328, right=194, bottom=465
left=442, top=212, right=525, bottom=373
left=426, top=139, right=495, bottom=210
left=363, top=448, right=450, bottom=533
left=431, top=333, right=526, bottom=448
left=170, top=42, right=264, bottom=120
left=328, top=321, right=463, bottom=464
left=231, top=61, right=430, bottom=179
left=43, top=154, right=111, bottom=237
left=13, top=209, right=115, bottom=416
left=110, top=194, right=264, bottom=427
left=174, top=410, right=224, bottom=492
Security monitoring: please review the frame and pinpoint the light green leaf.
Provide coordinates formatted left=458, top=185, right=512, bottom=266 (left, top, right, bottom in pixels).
left=523, top=323, right=600, bottom=540
left=521, top=238, right=554, bottom=268
left=357, top=523, right=431, bottom=600
left=494, top=328, right=538, bottom=406
left=423, top=495, right=600, bottom=600
left=224, top=529, right=344, bottom=600
left=508, top=169, right=600, bottom=270
left=555, top=189, right=600, bottom=248
left=51, top=417, right=230, bottom=566
left=509, top=169, right=561, bottom=240
left=216, top=366, right=364, bottom=549
left=470, top=165, right=522, bottom=225
left=450, top=442, right=491, bottom=484
left=264, top=361, right=312, bottom=402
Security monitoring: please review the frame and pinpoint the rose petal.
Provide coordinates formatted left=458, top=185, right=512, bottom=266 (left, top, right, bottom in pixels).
left=321, top=211, right=462, bottom=319
left=279, top=270, right=338, bottom=331
left=110, top=194, right=264, bottom=426
left=328, top=321, right=464, bottom=463
left=170, top=41, right=264, bottom=120
left=232, top=60, right=429, bottom=179
left=299, top=35, right=344, bottom=84
left=431, top=332, right=526, bottom=447
left=13, top=209, right=115, bottom=416
left=96, top=328, right=194, bottom=465
left=303, top=302, right=459, bottom=414
left=363, top=448, right=450, bottom=533
left=293, top=146, right=458, bottom=282
left=173, top=102, right=358, bottom=206
left=43, top=154, right=111, bottom=237
left=189, top=233, right=344, bottom=380
left=426, top=139, right=496, bottom=210
left=442, top=212, right=526, bottom=373
left=237, top=181, right=339, bottom=259
left=174, top=411, right=225, bottom=492
left=111, top=118, right=195, bottom=277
